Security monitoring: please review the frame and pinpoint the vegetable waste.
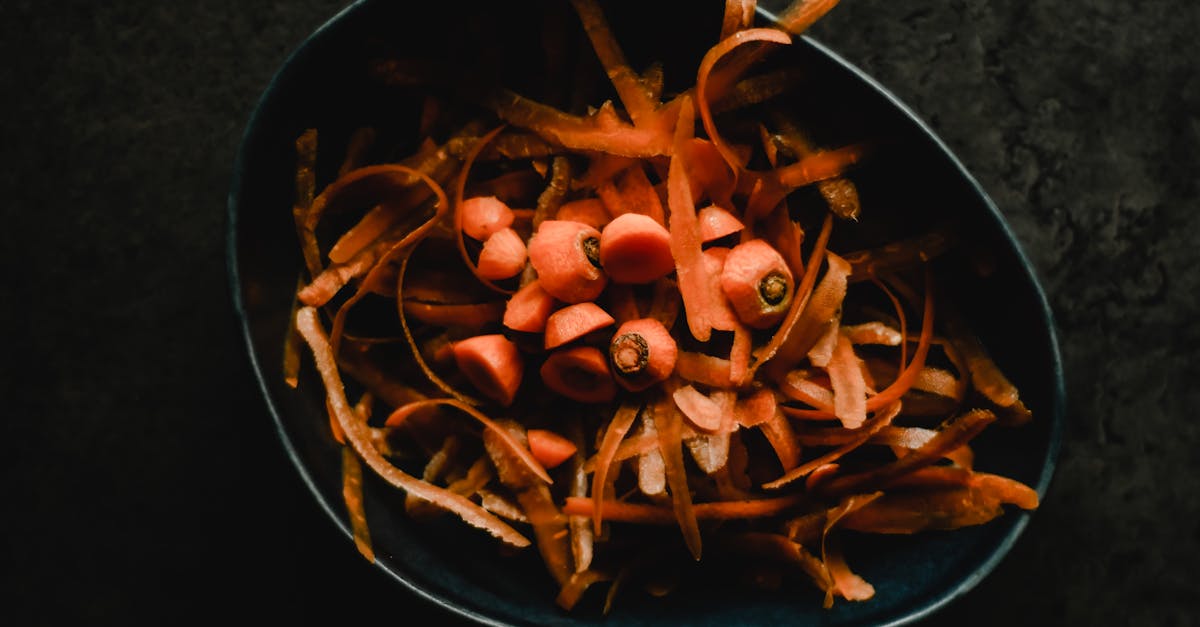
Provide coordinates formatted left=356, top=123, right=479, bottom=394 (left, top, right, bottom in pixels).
left=285, top=0, right=1039, bottom=613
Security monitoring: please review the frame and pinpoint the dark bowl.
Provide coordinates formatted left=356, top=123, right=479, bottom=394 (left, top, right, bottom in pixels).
left=228, top=1, right=1065, bottom=625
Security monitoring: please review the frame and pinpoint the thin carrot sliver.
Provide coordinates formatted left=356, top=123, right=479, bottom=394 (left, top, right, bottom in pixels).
left=591, top=401, right=643, bottom=532
left=563, top=493, right=807, bottom=523
left=342, top=445, right=374, bottom=562
left=763, top=402, right=900, bottom=490
left=655, top=391, right=702, bottom=559
left=667, top=95, right=720, bottom=343
left=569, top=0, right=662, bottom=128
left=402, top=300, right=504, bottom=328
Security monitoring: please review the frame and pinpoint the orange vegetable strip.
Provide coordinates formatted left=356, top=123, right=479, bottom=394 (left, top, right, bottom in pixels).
left=460, top=196, right=515, bottom=241
left=764, top=250, right=850, bottom=379
left=656, top=391, right=702, bottom=559
left=807, top=321, right=839, bottom=368
left=608, top=164, right=665, bottom=225
left=454, top=126, right=516, bottom=294
left=569, top=0, right=661, bottom=127
left=763, top=403, right=900, bottom=490
left=482, top=423, right=572, bottom=586
left=667, top=95, right=718, bottom=343
left=503, top=280, right=557, bottom=333
left=943, top=305, right=1022, bottom=409
left=673, top=385, right=724, bottom=433
left=765, top=203, right=805, bottom=280
left=697, top=29, right=792, bottom=171
left=402, top=300, right=504, bottom=328
left=283, top=278, right=305, bottom=389
left=582, top=432, right=658, bottom=473
left=446, top=132, right=560, bottom=161
left=591, top=401, right=643, bottom=532
left=479, top=490, right=530, bottom=523
left=759, top=410, right=802, bottom=471
left=721, top=0, right=757, bottom=39
left=730, top=322, right=753, bottom=386
left=711, top=67, right=807, bottom=115
left=842, top=321, right=902, bottom=347
left=541, top=346, right=619, bottom=403
left=682, top=138, right=736, bottom=208
left=452, top=334, right=524, bottom=407
left=676, top=350, right=733, bottom=388
left=328, top=204, right=394, bottom=264
left=780, top=370, right=835, bottom=410
left=565, top=419, right=594, bottom=573
left=818, top=409, right=997, bottom=497
left=824, top=534, right=874, bottom=604
left=545, top=302, right=616, bottom=350
left=295, top=308, right=530, bottom=548
left=838, top=488, right=1003, bottom=535
left=749, top=212, right=833, bottom=374
left=828, top=332, right=868, bottom=428
left=528, top=220, right=609, bottom=303
left=972, top=472, right=1039, bottom=510
left=855, top=268, right=936, bottom=412
left=574, top=153, right=636, bottom=191
left=563, top=493, right=808, bottom=523
left=342, top=445, right=375, bottom=562
left=912, top=367, right=962, bottom=399
left=636, top=413, right=667, bottom=496
left=556, top=198, right=611, bottom=229
left=734, top=388, right=777, bottom=427
left=556, top=570, right=612, bottom=611
left=383, top=398, right=551, bottom=484
left=486, top=88, right=673, bottom=157
left=775, top=0, right=842, bottom=32
left=599, top=213, right=675, bottom=284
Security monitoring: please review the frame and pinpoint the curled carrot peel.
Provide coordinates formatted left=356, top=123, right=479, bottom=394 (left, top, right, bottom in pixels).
left=563, top=493, right=807, bottom=523
left=697, top=28, right=792, bottom=172
left=295, top=308, right=531, bottom=548
left=656, top=391, right=702, bottom=560
left=591, top=401, right=643, bottom=533
left=667, top=95, right=719, bottom=343
left=455, top=126, right=517, bottom=295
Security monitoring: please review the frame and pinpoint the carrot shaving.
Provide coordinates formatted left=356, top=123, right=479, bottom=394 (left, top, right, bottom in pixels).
left=655, top=391, right=702, bottom=559
left=295, top=307, right=530, bottom=548
left=721, top=0, right=758, bottom=39
left=454, top=126, right=517, bottom=295
left=763, top=402, right=900, bottom=489
left=758, top=410, right=802, bottom=471
left=591, top=401, right=643, bottom=532
left=487, top=89, right=673, bottom=157
left=401, top=300, right=504, bottom=328
left=556, top=570, right=612, bottom=611
left=570, top=0, right=661, bottom=128
left=293, top=129, right=321, bottom=279
left=697, top=28, right=792, bottom=171
left=342, top=445, right=375, bottom=562
left=827, top=331, right=867, bottom=428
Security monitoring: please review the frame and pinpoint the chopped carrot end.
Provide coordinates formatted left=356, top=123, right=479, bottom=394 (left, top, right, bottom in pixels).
left=453, top=334, right=525, bottom=407
left=527, top=429, right=579, bottom=470
left=477, top=227, right=528, bottom=280
left=503, top=280, right=557, bottom=333
left=599, top=213, right=675, bottom=284
left=609, top=318, right=677, bottom=391
left=461, top=196, right=516, bottom=241
left=528, top=220, right=609, bottom=303
left=540, top=346, right=618, bottom=403
left=544, top=302, right=616, bottom=349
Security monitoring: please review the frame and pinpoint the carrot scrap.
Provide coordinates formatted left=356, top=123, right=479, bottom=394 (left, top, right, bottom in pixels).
left=563, top=493, right=807, bottom=523
left=598, top=213, right=674, bottom=284
left=503, top=280, right=558, bottom=333
left=342, top=445, right=375, bottom=562
left=698, top=204, right=745, bottom=243
left=672, top=384, right=725, bottom=433
left=541, top=346, right=619, bottom=403
left=452, top=334, right=525, bottom=407
left=591, top=401, right=643, bottom=532
left=402, top=300, right=505, bottom=329
left=544, top=302, right=616, bottom=349
left=721, top=239, right=795, bottom=329
left=655, top=392, right=702, bottom=559
left=528, top=220, right=609, bottom=303
left=609, top=318, right=677, bottom=391
left=460, top=195, right=516, bottom=241
left=556, top=198, right=612, bottom=229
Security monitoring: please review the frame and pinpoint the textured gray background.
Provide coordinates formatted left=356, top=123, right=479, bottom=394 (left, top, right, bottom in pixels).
left=2, top=0, right=1197, bottom=624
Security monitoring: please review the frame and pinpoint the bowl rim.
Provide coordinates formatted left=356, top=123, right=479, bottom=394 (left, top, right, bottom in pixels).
left=226, top=2, right=1066, bottom=625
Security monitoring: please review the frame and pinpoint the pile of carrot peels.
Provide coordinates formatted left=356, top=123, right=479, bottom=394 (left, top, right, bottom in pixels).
left=285, top=0, right=1038, bottom=612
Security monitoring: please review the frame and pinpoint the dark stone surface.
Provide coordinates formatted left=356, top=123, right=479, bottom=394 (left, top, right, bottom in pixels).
left=2, top=0, right=1197, bottom=624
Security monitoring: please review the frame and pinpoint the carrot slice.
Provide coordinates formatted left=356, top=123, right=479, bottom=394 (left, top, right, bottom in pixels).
left=697, top=29, right=792, bottom=171
left=544, top=302, right=616, bottom=349
left=460, top=195, right=516, bottom=241
left=698, top=205, right=745, bottom=243
left=609, top=318, right=678, bottom=391
left=541, top=346, right=619, bottom=403
left=528, top=220, right=609, bottom=303
left=475, top=227, right=528, bottom=281
left=591, top=401, right=642, bottom=532
left=452, top=334, right=524, bottom=407
left=295, top=308, right=530, bottom=548
left=556, top=198, right=612, bottom=229
left=454, top=126, right=518, bottom=295
left=599, top=213, right=675, bottom=284
left=503, top=280, right=557, bottom=333
left=721, top=239, right=795, bottom=329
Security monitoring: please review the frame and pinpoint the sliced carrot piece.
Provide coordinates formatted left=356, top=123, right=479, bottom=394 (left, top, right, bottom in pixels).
left=556, top=198, right=611, bottom=229
left=503, top=280, right=558, bottom=333
left=721, top=239, right=795, bottom=329
left=541, top=346, right=618, bottom=403
left=599, top=213, right=675, bottom=284
left=698, top=205, right=745, bottom=243
left=528, top=220, right=609, bottom=303
left=452, top=334, right=525, bottom=407
left=544, top=302, right=616, bottom=349
left=609, top=318, right=678, bottom=392
left=476, top=227, right=528, bottom=281
left=527, top=429, right=578, bottom=470
left=460, top=195, right=516, bottom=241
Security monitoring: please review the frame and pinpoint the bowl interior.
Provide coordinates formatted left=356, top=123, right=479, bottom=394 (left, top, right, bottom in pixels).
left=229, top=1, right=1064, bottom=625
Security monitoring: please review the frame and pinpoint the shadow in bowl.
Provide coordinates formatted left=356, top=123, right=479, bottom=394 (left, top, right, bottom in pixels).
left=228, top=1, right=1064, bottom=625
